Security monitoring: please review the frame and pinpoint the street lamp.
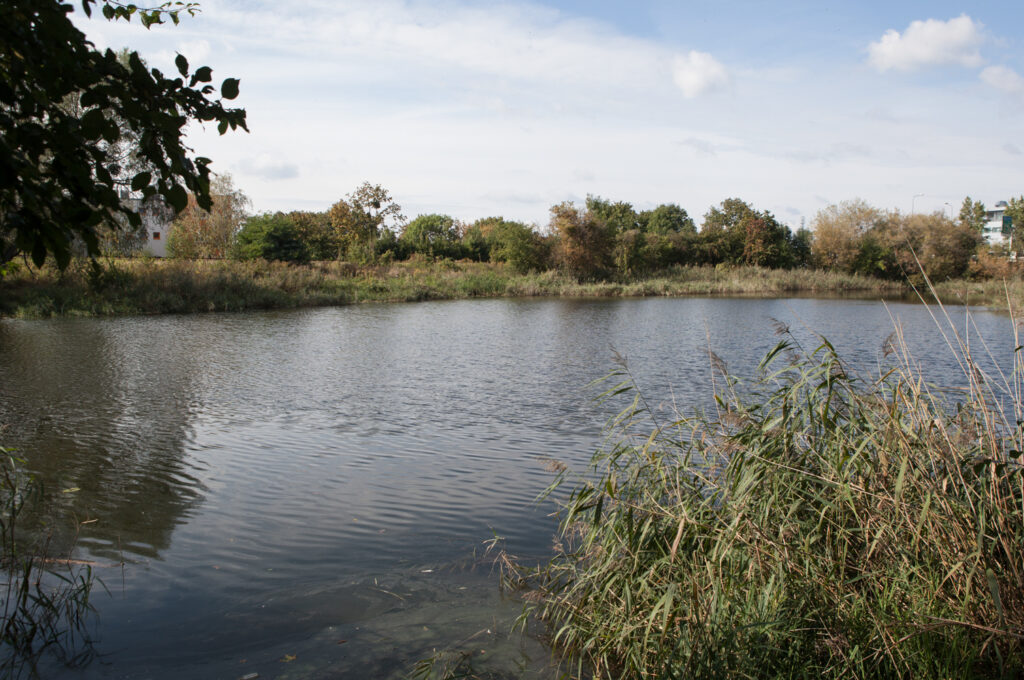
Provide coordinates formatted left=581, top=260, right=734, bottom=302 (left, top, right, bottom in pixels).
left=912, top=193, right=924, bottom=214
left=944, top=202, right=953, bottom=219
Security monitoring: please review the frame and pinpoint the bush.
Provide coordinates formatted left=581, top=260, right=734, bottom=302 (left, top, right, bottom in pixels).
left=520, top=314, right=1024, bottom=679
left=233, top=213, right=309, bottom=263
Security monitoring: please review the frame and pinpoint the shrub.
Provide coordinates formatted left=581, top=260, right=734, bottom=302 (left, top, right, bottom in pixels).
left=401, top=214, right=461, bottom=259
left=233, top=212, right=309, bottom=263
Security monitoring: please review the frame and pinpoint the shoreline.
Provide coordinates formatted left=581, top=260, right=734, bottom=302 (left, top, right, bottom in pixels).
left=0, top=258, right=1017, bottom=319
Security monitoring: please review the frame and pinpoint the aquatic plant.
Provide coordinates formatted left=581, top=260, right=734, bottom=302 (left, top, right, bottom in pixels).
left=517, top=300, right=1024, bottom=678
left=0, top=450, right=98, bottom=678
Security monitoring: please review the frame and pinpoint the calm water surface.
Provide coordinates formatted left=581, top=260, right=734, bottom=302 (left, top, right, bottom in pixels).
left=0, top=297, right=1014, bottom=678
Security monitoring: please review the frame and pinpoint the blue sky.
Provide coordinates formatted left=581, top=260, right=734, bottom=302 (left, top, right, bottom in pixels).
left=77, top=1, right=1024, bottom=229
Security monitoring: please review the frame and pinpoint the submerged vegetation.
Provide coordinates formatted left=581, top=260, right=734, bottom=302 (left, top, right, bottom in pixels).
left=510, top=300, right=1024, bottom=679
left=0, top=450, right=97, bottom=678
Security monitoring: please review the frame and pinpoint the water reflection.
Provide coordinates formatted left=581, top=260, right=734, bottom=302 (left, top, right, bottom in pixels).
left=0, top=297, right=1015, bottom=678
left=0, top=319, right=207, bottom=561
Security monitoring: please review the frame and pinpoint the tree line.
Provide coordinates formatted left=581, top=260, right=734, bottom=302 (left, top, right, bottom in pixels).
left=163, top=177, right=1023, bottom=283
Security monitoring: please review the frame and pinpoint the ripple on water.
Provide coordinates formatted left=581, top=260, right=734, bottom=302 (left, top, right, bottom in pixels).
left=0, top=297, right=1015, bottom=678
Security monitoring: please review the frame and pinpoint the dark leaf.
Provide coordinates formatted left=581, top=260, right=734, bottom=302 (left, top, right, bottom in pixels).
left=131, top=172, right=152, bottom=191
left=175, top=54, right=188, bottom=76
left=220, top=78, right=240, bottom=100
left=166, top=184, right=188, bottom=212
left=80, top=109, right=105, bottom=140
left=190, top=66, right=213, bottom=87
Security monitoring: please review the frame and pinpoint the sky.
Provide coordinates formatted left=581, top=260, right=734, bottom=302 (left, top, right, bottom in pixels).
left=76, top=0, right=1024, bottom=230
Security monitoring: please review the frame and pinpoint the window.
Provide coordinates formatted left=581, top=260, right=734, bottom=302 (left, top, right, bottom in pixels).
left=152, top=232, right=161, bottom=240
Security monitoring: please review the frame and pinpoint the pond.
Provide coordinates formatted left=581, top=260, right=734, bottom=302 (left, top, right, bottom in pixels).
left=0, top=296, right=1014, bottom=678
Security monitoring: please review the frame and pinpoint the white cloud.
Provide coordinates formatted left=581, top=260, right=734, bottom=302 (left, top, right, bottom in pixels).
left=671, top=50, right=729, bottom=98
left=980, top=65, right=1024, bottom=95
left=178, top=39, right=211, bottom=63
left=867, top=15, right=985, bottom=72
left=69, top=1, right=1024, bottom=230
left=238, top=155, right=300, bottom=181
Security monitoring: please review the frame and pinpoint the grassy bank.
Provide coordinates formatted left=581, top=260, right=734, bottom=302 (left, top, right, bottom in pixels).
left=0, top=258, right=912, bottom=318
left=514, top=307, right=1024, bottom=679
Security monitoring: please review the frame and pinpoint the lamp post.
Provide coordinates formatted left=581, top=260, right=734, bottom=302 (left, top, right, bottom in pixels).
left=944, top=202, right=953, bottom=219
left=912, top=193, right=924, bottom=215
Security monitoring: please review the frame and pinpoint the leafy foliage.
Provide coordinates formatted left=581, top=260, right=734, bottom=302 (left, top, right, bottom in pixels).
left=0, top=0, right=246, bottom=268
left=641, top=203, right=695, bottom=235
left=401, top=214, right=460, bottom=257
left=486, top=219, right=547, bottom=273
left=1006, top=196, right=1024, bottom=246
left=234, top=213, right=309, bottom=263
left=701, top=198, right=800, bottom=268
left=328, top=183, right=404, bottom=261
left=586, top=195, right=640, bottom=233
left=958, top=196, right=987, bottom=233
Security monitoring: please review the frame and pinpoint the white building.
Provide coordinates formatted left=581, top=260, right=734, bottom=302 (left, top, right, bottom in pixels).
left=122, top=195, right=175, bottom=257
left=982, top=201, right=1012, bottom=247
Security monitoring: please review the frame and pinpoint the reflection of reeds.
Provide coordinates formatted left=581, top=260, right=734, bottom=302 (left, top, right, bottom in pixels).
left=1, top=259, right=915, bottom=318
left=0, top=451, right=98, bottom=678
left=510, top=293, right=1024, bottom=679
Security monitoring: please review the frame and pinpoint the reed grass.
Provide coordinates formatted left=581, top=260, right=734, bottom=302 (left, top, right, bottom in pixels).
left=514, top=295, right=1024, bottom=679
left=0, top=259, right=909, bottom=318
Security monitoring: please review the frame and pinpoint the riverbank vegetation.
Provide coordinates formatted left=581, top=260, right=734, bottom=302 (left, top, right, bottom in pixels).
left=162, top=182, right=1018, bottom=287
left=511, top=300, right=1024, bottom=679
left=0, top=259, right=911, bottom=318
left=4, top=177, right=1024, bottom=318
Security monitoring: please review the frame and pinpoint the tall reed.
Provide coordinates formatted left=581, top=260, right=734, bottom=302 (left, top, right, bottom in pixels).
left=519, top=300, right=1024, bottom=678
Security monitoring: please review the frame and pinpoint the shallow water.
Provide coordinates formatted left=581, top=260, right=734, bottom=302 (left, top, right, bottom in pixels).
left=0, top=296, right=1014, bottom=678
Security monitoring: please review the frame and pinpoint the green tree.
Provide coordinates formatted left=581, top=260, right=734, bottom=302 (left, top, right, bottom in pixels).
left=958, top=196, right=987, bottom=233
left=701, top=197, right=757, bottom=233
left=700, top=198, right=794, bottom=267
left=789, top=227, right=813, bottom=267
left=488, top=220, right=545, bottom=273
left=642, top=203, right=696, bottom=235
left=167, top=173, right=250, bottom=258
left=288, top=210, right=336, bottom=261
left=350, top=182, right=405, bottom=236
left=1006, top=196, right=1024, bottom=248
left=328, top=183, right=403, bottom=261
left=1, top=0, right=247, bottom=268
left=586, top=195, right=640, bottom=233
left=460, top=223, right=490, bottom=261
left=401, top=214, right=460, bottom=257
left=699, top=198, right=755, bottom=263
left=234, top=213, right=308, bottom=263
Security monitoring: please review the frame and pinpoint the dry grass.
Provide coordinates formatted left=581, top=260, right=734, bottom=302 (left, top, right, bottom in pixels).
left=0, top=258, right=912, bottom=318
